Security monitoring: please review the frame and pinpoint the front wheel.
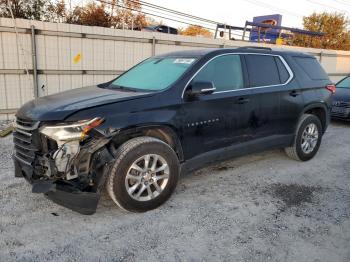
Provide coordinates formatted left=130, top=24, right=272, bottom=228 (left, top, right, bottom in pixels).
left=285, top=114, right=323, bottom=161
left=107, top=137, right=180, bottom=212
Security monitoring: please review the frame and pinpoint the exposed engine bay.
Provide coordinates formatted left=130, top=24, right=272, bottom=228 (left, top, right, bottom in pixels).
left=53, top=141, right=79, bottom=178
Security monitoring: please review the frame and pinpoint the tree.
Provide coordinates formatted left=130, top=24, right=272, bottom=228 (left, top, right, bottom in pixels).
left=292, top=12, right=350, bottom=51
left=109, top=0, right=147, bottom=29
left=179, top=25, right=213, bottom=38
left=1, top=0, right=155, bottom=30
left=0, top=0, right=50, bottom=20
left=45, top=0, right=66, bottom=22
left=76, top=2, right=111, bottom=27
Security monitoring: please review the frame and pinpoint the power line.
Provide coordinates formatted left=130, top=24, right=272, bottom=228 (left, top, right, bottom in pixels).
left=97, top=0, right=244, bottom=37
left=306, top=0, right=350, bottom=13
left=97, top=0, right=217, bottom=32
left=131, top=3, right=216, bottom=28
left=244, top=0, right=304, bottom=18
left=133, top=2, right=245, bottom=37
left=103, top=0, right=215, bottom=27
left=332, top=0, right=350, bottom=6
left=134, top=0, right=221, bottom=25
left=133, top=1, right=244, bottom=37
left=101, top=0, right=219, bottom=27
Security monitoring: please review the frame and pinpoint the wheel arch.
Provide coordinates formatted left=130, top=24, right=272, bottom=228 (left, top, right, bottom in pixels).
left=301, top=103, right=329, bottom=134
left=108, top=124, right=184, bottom=162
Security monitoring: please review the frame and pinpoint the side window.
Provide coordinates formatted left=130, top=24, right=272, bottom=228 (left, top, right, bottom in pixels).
left=293, top=56, right=328, bottom=80
left=192, top=55, right=244, bottom=92
left=169, top=28, right=178, bottom=34
left=275, top=57, right=290, bottom=83
left=159, top=26, right=169, bottom=33
left=245, top=55, right=281, bottom=87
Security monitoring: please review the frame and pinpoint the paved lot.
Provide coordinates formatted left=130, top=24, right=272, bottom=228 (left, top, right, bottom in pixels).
left=0, top=121, right=349, bottom=262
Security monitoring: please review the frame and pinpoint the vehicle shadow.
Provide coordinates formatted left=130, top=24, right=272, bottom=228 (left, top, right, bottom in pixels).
left=330, top=119, right=350, bottom=127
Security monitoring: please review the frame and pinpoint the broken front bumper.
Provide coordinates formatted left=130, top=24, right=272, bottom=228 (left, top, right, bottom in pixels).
left=14, top=153, right=110, bottom=215
left=13, top=116, right=116, bottom=214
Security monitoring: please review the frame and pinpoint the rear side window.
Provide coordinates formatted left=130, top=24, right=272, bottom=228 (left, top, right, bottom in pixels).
left=293, top=56, right=328, bottom=80
left=192, top=54, right=243, bottom=92
left=245, top=55, right=281, bottom=87
left=275, top=57, right=290, bottom=83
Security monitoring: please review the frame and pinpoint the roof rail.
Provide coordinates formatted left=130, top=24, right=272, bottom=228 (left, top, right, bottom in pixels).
left=238, top=46, right=272, bottom=51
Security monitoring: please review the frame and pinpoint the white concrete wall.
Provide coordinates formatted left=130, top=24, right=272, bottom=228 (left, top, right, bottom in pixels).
left=0, top=18, right=350, bottom=119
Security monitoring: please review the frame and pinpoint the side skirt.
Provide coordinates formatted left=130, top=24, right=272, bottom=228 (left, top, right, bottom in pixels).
left=180, top=134, right=294, bottom=175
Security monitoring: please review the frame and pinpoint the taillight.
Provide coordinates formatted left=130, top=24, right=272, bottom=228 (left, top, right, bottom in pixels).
left=326, top=84, right=336, bottom=94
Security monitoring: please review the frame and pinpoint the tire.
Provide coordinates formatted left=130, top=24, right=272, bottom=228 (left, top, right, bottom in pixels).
left=285, top=114, right=323, bottom=161
left=107, top=136, right=180, bottom=212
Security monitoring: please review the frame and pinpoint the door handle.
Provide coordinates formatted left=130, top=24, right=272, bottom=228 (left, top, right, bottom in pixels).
left=235, top=97, right=250, bottom=104
left=289, top=90, right=301, bottom=97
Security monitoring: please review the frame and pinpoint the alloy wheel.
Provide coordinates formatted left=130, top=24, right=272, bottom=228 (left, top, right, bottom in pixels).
left=125, top=154, right=170, bottom=201
left=301, top=123, right=319, bottom=154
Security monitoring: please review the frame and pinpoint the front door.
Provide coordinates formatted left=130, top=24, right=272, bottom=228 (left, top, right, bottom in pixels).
left=179, top=54, right=252, bottom=160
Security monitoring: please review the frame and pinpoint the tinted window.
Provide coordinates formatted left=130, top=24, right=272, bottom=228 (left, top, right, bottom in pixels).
left=245, top=55, right=281, bottom=87
left=275, top=57, right=290, bottom=83
left=294, top=56, right=328, bottom=80
left=192, top=55, right=243, bottom=92
left=111, top=57, right=196, bottom=91
left=169, top=27, right=178, bottom=34
left=336, top=76, right=350, bottom=88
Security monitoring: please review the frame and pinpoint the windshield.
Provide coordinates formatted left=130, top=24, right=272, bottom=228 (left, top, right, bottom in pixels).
left=337, top=76, right=350, bottom=89
left=110, top=57, right=196, bottom=91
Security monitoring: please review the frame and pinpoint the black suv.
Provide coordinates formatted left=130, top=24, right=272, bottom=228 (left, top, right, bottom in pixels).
left=14, top=47, right=334, bottom=214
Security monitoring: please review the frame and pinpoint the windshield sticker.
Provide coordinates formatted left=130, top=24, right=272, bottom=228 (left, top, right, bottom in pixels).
left=173, top=58, right=195, bottom=64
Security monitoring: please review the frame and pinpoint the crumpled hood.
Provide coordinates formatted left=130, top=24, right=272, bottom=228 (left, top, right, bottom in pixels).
left=16, top=85, right=151, bottom=121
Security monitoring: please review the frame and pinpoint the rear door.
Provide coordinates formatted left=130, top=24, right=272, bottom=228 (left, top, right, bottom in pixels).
left=275, top=55, right=304, bottom=136
left=280, top=55, right=333, bottom=135
left=242, top=54, right=289, bottom=142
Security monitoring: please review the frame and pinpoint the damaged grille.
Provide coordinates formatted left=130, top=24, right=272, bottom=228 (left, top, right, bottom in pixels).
left=13, top=117, right=40, bottom=166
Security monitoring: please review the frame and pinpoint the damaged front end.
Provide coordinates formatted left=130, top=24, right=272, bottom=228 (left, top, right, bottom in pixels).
left=13, top=117, right=115, bottom=215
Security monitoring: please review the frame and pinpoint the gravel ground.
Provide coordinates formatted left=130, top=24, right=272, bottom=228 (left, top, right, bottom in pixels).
left=0, top=121, right=349, bottom=262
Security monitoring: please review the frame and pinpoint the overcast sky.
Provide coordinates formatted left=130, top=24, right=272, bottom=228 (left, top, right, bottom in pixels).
left=143, top=0, right=349, bottom=30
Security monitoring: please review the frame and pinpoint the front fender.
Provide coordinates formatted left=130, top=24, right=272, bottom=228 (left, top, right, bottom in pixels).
left=108, top=123, right=184, bottom=162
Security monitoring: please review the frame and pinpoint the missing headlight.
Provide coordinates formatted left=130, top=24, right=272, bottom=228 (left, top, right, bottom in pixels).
left=39, top=118, right=104, bottom=180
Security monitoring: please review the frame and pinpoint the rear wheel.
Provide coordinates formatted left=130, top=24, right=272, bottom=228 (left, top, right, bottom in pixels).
left=285, top=114, right=323, bottom=161
left=107, top=136, right=179, bottom=212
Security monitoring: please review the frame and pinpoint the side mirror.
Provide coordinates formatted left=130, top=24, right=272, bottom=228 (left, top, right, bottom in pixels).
left=187, top=81, right=216, bottom=97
